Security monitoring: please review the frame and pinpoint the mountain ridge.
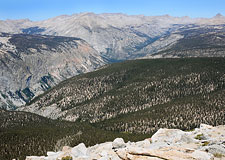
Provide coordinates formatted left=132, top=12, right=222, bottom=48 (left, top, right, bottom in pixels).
left=1, top=12, right=225, bottom=60
left=20, top=58, right=225, bottom=129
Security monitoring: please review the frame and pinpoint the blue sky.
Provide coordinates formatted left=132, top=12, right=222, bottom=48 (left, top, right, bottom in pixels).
left=0, top=0, right=224, bottom=21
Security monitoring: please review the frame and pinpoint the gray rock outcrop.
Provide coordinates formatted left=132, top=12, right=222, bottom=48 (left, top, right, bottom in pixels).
left=25, top=124, right=225, bottom=160
left=112, top=138, right=126, bottom=149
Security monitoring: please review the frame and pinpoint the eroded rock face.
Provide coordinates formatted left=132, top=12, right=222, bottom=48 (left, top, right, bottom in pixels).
left=25, top=124, right=225, bottom=160
left=0, top=33, right=105, bottom=109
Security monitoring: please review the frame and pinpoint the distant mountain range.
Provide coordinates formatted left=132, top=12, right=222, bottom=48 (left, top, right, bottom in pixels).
left=1, top=12, right=225, bottom=60
left=1, top=13, right=225, bottom=108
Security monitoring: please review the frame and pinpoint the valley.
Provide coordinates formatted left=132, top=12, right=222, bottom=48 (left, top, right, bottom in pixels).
left=0, top=13, right=225, bottom=160
left=1, top=13, right=225, bottom=109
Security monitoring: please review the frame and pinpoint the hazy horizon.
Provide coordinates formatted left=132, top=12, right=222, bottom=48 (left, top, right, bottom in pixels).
left=1, top=12, right=224, bottom=22
left=0, top=0, right=224, bottom=21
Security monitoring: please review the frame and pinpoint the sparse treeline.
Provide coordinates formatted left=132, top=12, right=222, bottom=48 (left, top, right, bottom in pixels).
left=96, top=90, right=225, bottom=134
left=27, top=58, right=225, bottom=124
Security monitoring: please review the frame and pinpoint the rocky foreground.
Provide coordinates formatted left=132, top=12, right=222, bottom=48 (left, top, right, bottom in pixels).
left=25, top=124, right=225, bottom=160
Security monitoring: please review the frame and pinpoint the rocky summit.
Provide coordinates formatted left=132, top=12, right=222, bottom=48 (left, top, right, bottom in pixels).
left=25, top=124, right=225, bottom=160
